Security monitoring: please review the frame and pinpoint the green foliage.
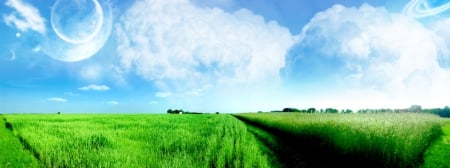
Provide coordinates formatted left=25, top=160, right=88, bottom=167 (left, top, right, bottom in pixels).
left=167, top=109, right=185, bottom=114
left=235, top=113, right=444, bottom=167
left=324, top=108, right=339, bottom=113
left=282, top=108, right=300, bottom=112
left=4, top=114, right=271, bottom=167
left=424, top=106, right=450, bottom=118
left=307, top=108, right=316, bottom=113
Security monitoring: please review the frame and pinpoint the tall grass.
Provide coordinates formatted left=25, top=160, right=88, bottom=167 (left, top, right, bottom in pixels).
left=0, top=115, right=38, bottom=167
left=235, top=113, right=444, bottom=167
left=4, top=114, right=272, bottom=167
left=422, top=119, right=450, bottom=168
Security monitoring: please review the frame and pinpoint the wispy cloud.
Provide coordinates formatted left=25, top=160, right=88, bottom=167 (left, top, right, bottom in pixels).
left=107, top=101, right=119, bottom=105
left=78, top=84, right=110, bottom=91
left=3, top=0, right=46, bottom=34
left=155, top=92, right=172, bottom=98
left=47, top=97, right=67, bottom=103
left=64, top=92, right=80, bottom=96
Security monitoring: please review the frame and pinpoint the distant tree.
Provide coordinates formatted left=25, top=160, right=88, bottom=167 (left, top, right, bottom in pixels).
left=325, top=108, right=338, bottom=113
left=342, top=109, right=353, bottom=114
left=57, top=112, right=61, bottom=115
left=409, top=105, right=422, bottom=112
left=282, top=108, right=301, bottom=112
left=167, top=109, right=173, bottom=114
left=442, top=106, right=450, bottom=117
left=432, top=106, right=450, bottom=117
left=216, top=112, right=220, bottom=114
left=307, top=108, right=316, bottom=113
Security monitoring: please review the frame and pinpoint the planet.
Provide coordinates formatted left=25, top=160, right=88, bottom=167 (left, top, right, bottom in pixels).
left=51, top=0, right=104, bottom=44
left=403, top=0, right=450, bottom=18
left=42, top=0, right=112, bottom=62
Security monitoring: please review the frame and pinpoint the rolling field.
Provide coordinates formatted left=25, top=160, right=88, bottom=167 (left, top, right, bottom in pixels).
left=1, top=113, right=449, bottom=167
left=234, top=113, right=445, bottom=167
left=2, top=114, right=272, bottom=167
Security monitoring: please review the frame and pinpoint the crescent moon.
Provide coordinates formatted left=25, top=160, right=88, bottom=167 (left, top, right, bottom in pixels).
left=51, top=0, right=104, bottom=44
left=403, top=0, right=450, bottom=18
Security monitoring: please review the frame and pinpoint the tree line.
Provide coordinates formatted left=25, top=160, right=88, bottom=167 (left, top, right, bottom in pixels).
left=166, top=109, right=206, bottom=114
left=273, top=105, right=450, bottom=117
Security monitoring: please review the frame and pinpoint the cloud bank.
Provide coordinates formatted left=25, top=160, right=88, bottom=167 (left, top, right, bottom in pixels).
left=282, top=4, right=450, bottom=109
left=114, top=0, right=294, bottom=111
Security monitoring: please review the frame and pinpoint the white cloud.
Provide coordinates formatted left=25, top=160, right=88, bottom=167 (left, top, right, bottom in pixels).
left=107, top=101, right=119, bottom=105
left=47, top=97, right=67, bottom=103
left=78, top=84, right=110, bottom=91
left=115, top=0, right=294, bottom=94
left=3, top=0, right=46, bottom=34
left=283, top=4, right=450, bottom=109
left=64, top=92, right=79, bottom=96
left=155, top=92, right=172, bottom=98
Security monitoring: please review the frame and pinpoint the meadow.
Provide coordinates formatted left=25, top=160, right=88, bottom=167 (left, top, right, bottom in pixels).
left=1, top=113, right=449, bottom=168
left=2, top=114, right=272, bottom=168
left=0, top=115, right=38, bottom=167
left=234, top=113, right=445, bottom=167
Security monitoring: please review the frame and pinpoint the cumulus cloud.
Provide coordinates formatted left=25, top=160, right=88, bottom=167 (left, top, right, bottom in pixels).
left=3, top=0, right=46, bottom=34
left=107, top=101, right=119, bottom=105
left=47, top=97, right=67, bottom=103
left=78, top=84, right=110, bottom=91
left=115, top=0, right=294, bottom=95
left=282, top=4, right=450, bottom=108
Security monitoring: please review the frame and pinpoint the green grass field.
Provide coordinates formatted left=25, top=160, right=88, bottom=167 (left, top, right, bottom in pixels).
left=1, top=113, right=449, bottom=167
left=2, top=114, right=272, bottom=167
left=0, top=115, right=38, bottom=168
left=422, top=119, right=450, bottom=168
left=234, top=113, right=445, bottom=167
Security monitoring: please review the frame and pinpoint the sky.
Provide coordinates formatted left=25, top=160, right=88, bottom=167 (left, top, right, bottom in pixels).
left=1, top=0, right=450, bottom=113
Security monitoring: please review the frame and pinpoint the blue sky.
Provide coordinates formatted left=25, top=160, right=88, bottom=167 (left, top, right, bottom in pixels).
left=1, top=0, right=450, bottom=113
